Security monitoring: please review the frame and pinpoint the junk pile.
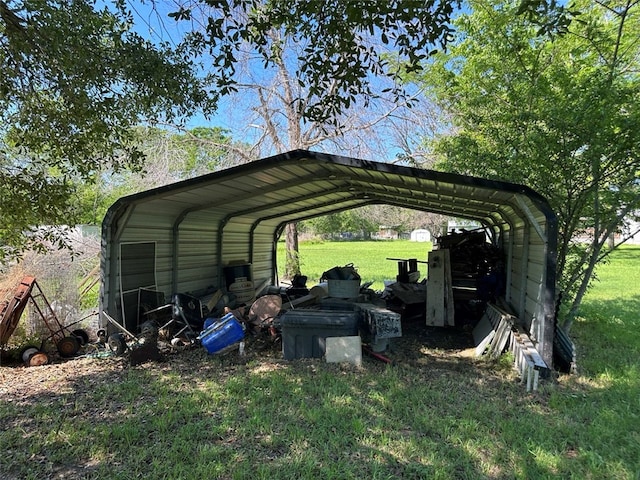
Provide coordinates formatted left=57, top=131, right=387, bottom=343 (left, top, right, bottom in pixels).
left=200, top=263, right=403, bottom=363
left=1, top=276, right=92, bottom=366
left=2, top=242, right=521, bottom=373
left=433, top=228, right=505, bottom=326
left=1, top=237, right=507, bottom=370
left=94, top=262, right=410, bottom=365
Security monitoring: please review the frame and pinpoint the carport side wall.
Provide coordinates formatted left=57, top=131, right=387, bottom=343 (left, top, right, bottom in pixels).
left=175, top=210, right=223, bottom=294
left=101, top=204, right=174, bottom=325
left=501, top=206, right=554, bottom=365
left=101, top=204, right=216, bottom=326
left=116, top=207, right=175, bottom=296
left=250, top=222, right=280, bottom=288
left=218, top=218, right=278, bottom=290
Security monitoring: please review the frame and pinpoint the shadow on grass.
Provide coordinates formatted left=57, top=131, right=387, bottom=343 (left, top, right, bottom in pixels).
left=575, top=294, right=640, bottom=377
left=1, top=321, right=639, bottom=479
left=579, top=294, right=640, bottom=329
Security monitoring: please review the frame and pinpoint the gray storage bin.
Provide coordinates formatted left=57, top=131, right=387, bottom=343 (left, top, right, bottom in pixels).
left=279, top=309, right=359, bottom=360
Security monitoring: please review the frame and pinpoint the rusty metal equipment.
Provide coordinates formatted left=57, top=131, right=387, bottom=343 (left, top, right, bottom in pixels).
left=0, top=276, right=89, bottom=362
left=386, top=257, right=427, bottom=283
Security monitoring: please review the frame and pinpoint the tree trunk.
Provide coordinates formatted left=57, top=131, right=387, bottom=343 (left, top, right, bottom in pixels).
left=284, top=222, right=300, bottom=280
left=561, top=230, right=606, bottom=332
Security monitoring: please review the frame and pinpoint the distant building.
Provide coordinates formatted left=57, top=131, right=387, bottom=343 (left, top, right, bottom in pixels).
left=410, top=229, right=431, bottom=242
left=623, top=218, right=640, bottom=244
left=374, top=225, right=400, bottom=240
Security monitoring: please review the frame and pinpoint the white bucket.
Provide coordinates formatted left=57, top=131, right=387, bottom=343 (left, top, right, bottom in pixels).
left=229, top=280, right=255, bottom=304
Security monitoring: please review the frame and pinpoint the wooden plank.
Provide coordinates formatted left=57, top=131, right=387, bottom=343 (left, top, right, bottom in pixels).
left=472, top=312, right=495, bottom=356
left=443, top=249, right=455, bottom=326
left=513, top=326, right=548, bottom=370
left=426, top=250, right=455, bottom=326
left=489, top=316, right=514, bottom=359
left=485, top=303, right=508, bottom=328
left=426, top=250, right=446, bottom=326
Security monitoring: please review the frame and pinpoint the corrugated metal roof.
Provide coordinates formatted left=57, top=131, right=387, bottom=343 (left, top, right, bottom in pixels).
left=107, top=150, right=553, bottom=235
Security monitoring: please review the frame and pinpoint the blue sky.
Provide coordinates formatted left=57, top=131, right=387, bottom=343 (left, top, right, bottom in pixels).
left=120, top=0, right=456, bottom=159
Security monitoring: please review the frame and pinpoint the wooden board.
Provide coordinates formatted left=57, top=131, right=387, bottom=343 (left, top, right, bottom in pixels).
left=426, top=250, right=454, bottom=326
left=488, top=316, right=513, bottom=359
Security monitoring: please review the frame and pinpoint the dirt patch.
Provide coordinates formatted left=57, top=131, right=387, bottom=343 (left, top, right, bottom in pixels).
left=1, top=319, right=481, bottom=402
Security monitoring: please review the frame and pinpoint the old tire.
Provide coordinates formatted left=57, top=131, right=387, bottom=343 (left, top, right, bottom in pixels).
left=107, top=333, right=127, bottom=355
left=57, top=336, right=80, bottom=357
left=27, top=350, right=50, bottom=366
left=19, top=345, right=40, bottom=364
left=72, top=328, right=90, bottom=346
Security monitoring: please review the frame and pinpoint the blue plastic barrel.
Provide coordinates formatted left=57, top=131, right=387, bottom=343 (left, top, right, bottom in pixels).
left=203, top=317, right=217, bottom=330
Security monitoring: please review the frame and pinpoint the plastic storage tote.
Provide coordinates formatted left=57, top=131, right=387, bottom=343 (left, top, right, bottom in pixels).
left=279, top=309, right=359, bottom=360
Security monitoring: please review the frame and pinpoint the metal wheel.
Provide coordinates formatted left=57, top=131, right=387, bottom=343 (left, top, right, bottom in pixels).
left=107, top=333, right=127, bottom=355
left=57, top=336, right=80, bottom=357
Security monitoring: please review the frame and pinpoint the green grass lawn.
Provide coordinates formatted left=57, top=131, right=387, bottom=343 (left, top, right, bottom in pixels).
left=569, top=245, right=640, bottom=377
left=1, top=243, right=639, bottom=479
left=277, top=239, right=433, bottom=290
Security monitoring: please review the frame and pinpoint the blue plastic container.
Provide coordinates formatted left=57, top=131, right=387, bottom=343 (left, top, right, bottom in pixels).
left=199, top=313, right=244, bottom=354
left=203, top=317, right=217, bottom=330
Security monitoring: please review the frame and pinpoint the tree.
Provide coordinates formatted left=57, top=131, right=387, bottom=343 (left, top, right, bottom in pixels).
left=422, top=0, right=640, bottom=331
left=171, top=0, right=459, bottom=124
left=73, top=126, right=242, bottom=224
left=306, top=210, right=378, bottom=240
left=0, top=0, right=210, bottom=262
left=188, top=20, right=444, bottom=279
left=357, top=205, right=446, bottom=239
left=125, top=126, right=245, bottom=189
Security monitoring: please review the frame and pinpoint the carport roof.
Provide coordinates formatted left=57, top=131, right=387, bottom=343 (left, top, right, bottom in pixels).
left=107, top=149, right=555, bottom=235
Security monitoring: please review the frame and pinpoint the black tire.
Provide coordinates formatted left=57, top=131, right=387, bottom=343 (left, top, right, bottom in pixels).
left=19, top=345, right=40, bottom=363
left=107, top=333, right=127, bottom=355
left=72, top=328, right=90, bottom=346
left=57, top=336, right=81, bottom=357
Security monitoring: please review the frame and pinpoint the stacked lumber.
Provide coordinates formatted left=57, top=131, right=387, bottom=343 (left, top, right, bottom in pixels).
left=434, top=229, right=505, bottom=326
left=473, top=303, right=548, bottom=391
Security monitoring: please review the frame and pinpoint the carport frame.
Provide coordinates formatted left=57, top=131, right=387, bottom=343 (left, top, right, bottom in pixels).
left=100, top=150, right=557, bottom=367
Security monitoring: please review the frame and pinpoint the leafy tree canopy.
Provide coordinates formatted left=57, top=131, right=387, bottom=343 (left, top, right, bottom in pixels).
left=0, top=0, right=211, bottom=261
left=306, top=210, right=378, bottom=240
left=423, top=0, right=640, bottom=329
left=73, top=126, right=241, bottom=225
left=170, top=0, right=460, bottom=124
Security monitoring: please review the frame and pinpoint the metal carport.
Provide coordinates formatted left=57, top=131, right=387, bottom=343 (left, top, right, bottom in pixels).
left=100, top=149, right=557, bottom=367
